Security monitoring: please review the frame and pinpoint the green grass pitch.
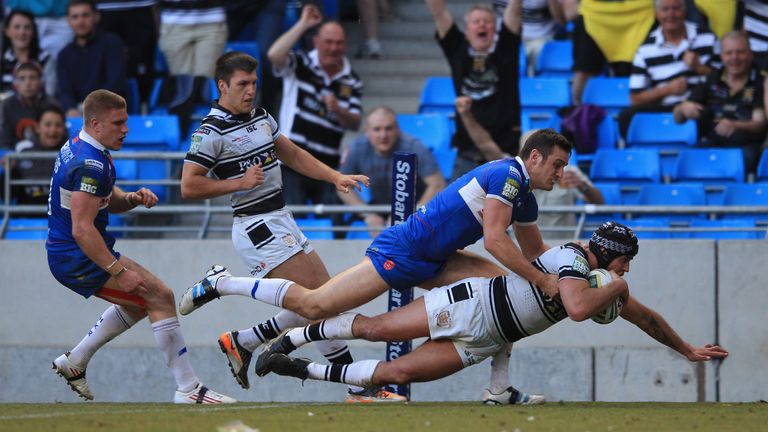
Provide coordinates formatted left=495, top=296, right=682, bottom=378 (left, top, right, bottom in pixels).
left=1, top=402, right=766, bottom=432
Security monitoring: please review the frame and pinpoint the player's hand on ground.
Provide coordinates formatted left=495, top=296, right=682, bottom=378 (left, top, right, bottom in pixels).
left=335, top=174, right=370, bottom=193
left=116, top=269, right=149, bottom=298
left=536, top=273, right=559, bottom=298
left=130, top=188, right=158, bottom=208
left=687, top=343, right=729, bottom=362
left=239, top=164, right=265, bottom=190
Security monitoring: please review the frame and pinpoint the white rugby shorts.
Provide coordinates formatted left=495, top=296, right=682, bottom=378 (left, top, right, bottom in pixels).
left=423, top=277, right=502, bottom=366
left=231, top=207, right=314, bottom=277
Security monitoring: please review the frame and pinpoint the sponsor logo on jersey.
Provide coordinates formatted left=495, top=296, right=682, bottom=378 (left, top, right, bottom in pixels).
left=383, top=260, right=396, bottom=271
left=502, top=177, right=520, bottom=199
left=464, top=349, right=477, bottom=365
left=79, top=176, right=99, bottom=194
left=189, top=133, right=203, bottom=154
left=508, top=166, right=520, bottom=177
left=84, top=159, right=104, bottom=171
left=238, top=148, right=278, bottom=171
left=572, top=255, right=590, bottom=276
left=436, top=310, right=451, bottom=328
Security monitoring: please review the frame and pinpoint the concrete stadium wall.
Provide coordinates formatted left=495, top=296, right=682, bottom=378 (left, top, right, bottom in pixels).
left=0, top=239, right=764, bottom=403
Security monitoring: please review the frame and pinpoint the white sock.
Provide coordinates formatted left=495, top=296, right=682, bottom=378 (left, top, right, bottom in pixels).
left=68, top=305, right=137, bottom=367
left=306, top=359, right=380, bottom=388
left=489, top=343, right=513, bottom=393
left=151, top=317, right=199, bottom=393
left=236, top=310, right=310, bottom=352
left=217, top=277, right=292, bottom=307
left=285, top=313, right=357, bottom=349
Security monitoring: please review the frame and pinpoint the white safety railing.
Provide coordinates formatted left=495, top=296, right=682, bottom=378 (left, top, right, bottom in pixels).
left=2, top=151, right=768, bottom=239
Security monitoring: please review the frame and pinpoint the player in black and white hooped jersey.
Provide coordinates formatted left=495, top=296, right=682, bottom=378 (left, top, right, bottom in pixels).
left=179, top=52, right=405, bottom=403
left=251, top=221, right=727, bottom=402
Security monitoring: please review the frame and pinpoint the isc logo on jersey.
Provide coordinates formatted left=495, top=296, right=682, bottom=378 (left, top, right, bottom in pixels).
left=502, top=177, right=520, bottom=199
left=84, top=159, right=104, bottom=172
left=79, top=177, right=98, bottom=194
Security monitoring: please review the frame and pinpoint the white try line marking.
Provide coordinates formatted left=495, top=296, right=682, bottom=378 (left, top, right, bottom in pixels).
left=0, top=402, right=337, bottom=421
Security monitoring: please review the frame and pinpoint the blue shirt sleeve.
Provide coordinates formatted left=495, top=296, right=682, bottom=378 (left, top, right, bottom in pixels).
left=484, top=161, right=525, bottom=207
left=69, top=162, right=112, bottom=197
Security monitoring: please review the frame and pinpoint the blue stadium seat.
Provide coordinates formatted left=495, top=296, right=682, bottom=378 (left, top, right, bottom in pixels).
left=635, top=183, right=707, bottom=222
left=585, top=182, right=623, bottom=225
left=627, top=217, right=673, bottom=239
left=432, top=146, right=457, bottom=180
left=688, top=219, right=760, bottom=239
left=575, top=116, right=618, bottom=164
left=419, top=77, right=455, bottom=115
left=672, top=149, right=745, bottom=184
left=589, top=149, right=662, bottom=182
left=125, top=78, right=141, bottom=114
left=346, top=220, right=372, bottom=240
left=757, top=151, right=768, bottom=182
left=519, top=43, right=527, bottom=77
left=534, top=40, right=573, bottom=78
left=720, top=184, right=768, bottom=224
left=294, top=218, right=334, bottom=240
left=397, top=113, right=452, bottom=152
left=4, top=218, right=47, bottom=240
left=582, top=77, right=630, bottom=117
left=672, top=148, right=745, bottom=204
left=626, top=113, right=697, bottom=149
left=519, top=77, right=570, bottom=132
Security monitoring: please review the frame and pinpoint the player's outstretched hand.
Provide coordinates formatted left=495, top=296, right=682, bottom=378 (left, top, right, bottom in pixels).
left=335, top=174, right=370, bottom=194
left=687, top=344, right=729, bottom=362
left=131, top=188, right=158, bottom=208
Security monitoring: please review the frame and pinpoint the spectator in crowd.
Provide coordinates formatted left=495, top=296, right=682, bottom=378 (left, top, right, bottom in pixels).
left=493, top=0, right=565, bottom=77
left=6, top=104, right=66, bottom=205
left=57, top=0, right=126, bottom=118
left=567, top=0, right=654, bottom=105
left=225, top=0, right=284, bottom=113
left=356, top=0, right=396, bottom=58
left=268, top=4, right=363, bottom=205
left=533, top=164, right=603, bottom=239
left=338, top=106, right=446, bottom=237
left=5, top=0, right=72, bottom=58
left=743, top=0, right=768, bottom=67
left=0, top=61, right=59, bottom=149
left=618, top=0, right=719, bottom=138
left=425, top=0, right=522, bottom=180
left=97, top=0, right=158, bottom=102
left=1, top=10, right=56, bottom=97
left=673, top=31, right=767, bottom=174
left=158, top=0, right=227, bottom=78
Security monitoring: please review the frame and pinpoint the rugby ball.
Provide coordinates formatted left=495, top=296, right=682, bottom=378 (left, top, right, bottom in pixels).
left=587, top=269, right=623, bottom=324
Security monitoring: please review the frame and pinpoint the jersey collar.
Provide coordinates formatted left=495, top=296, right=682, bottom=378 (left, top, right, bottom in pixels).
left=308, top=49, right=351, bottom=82
left=78, top=129, right=106, bottom=151
left=514, top=155, right=530, bottom=183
